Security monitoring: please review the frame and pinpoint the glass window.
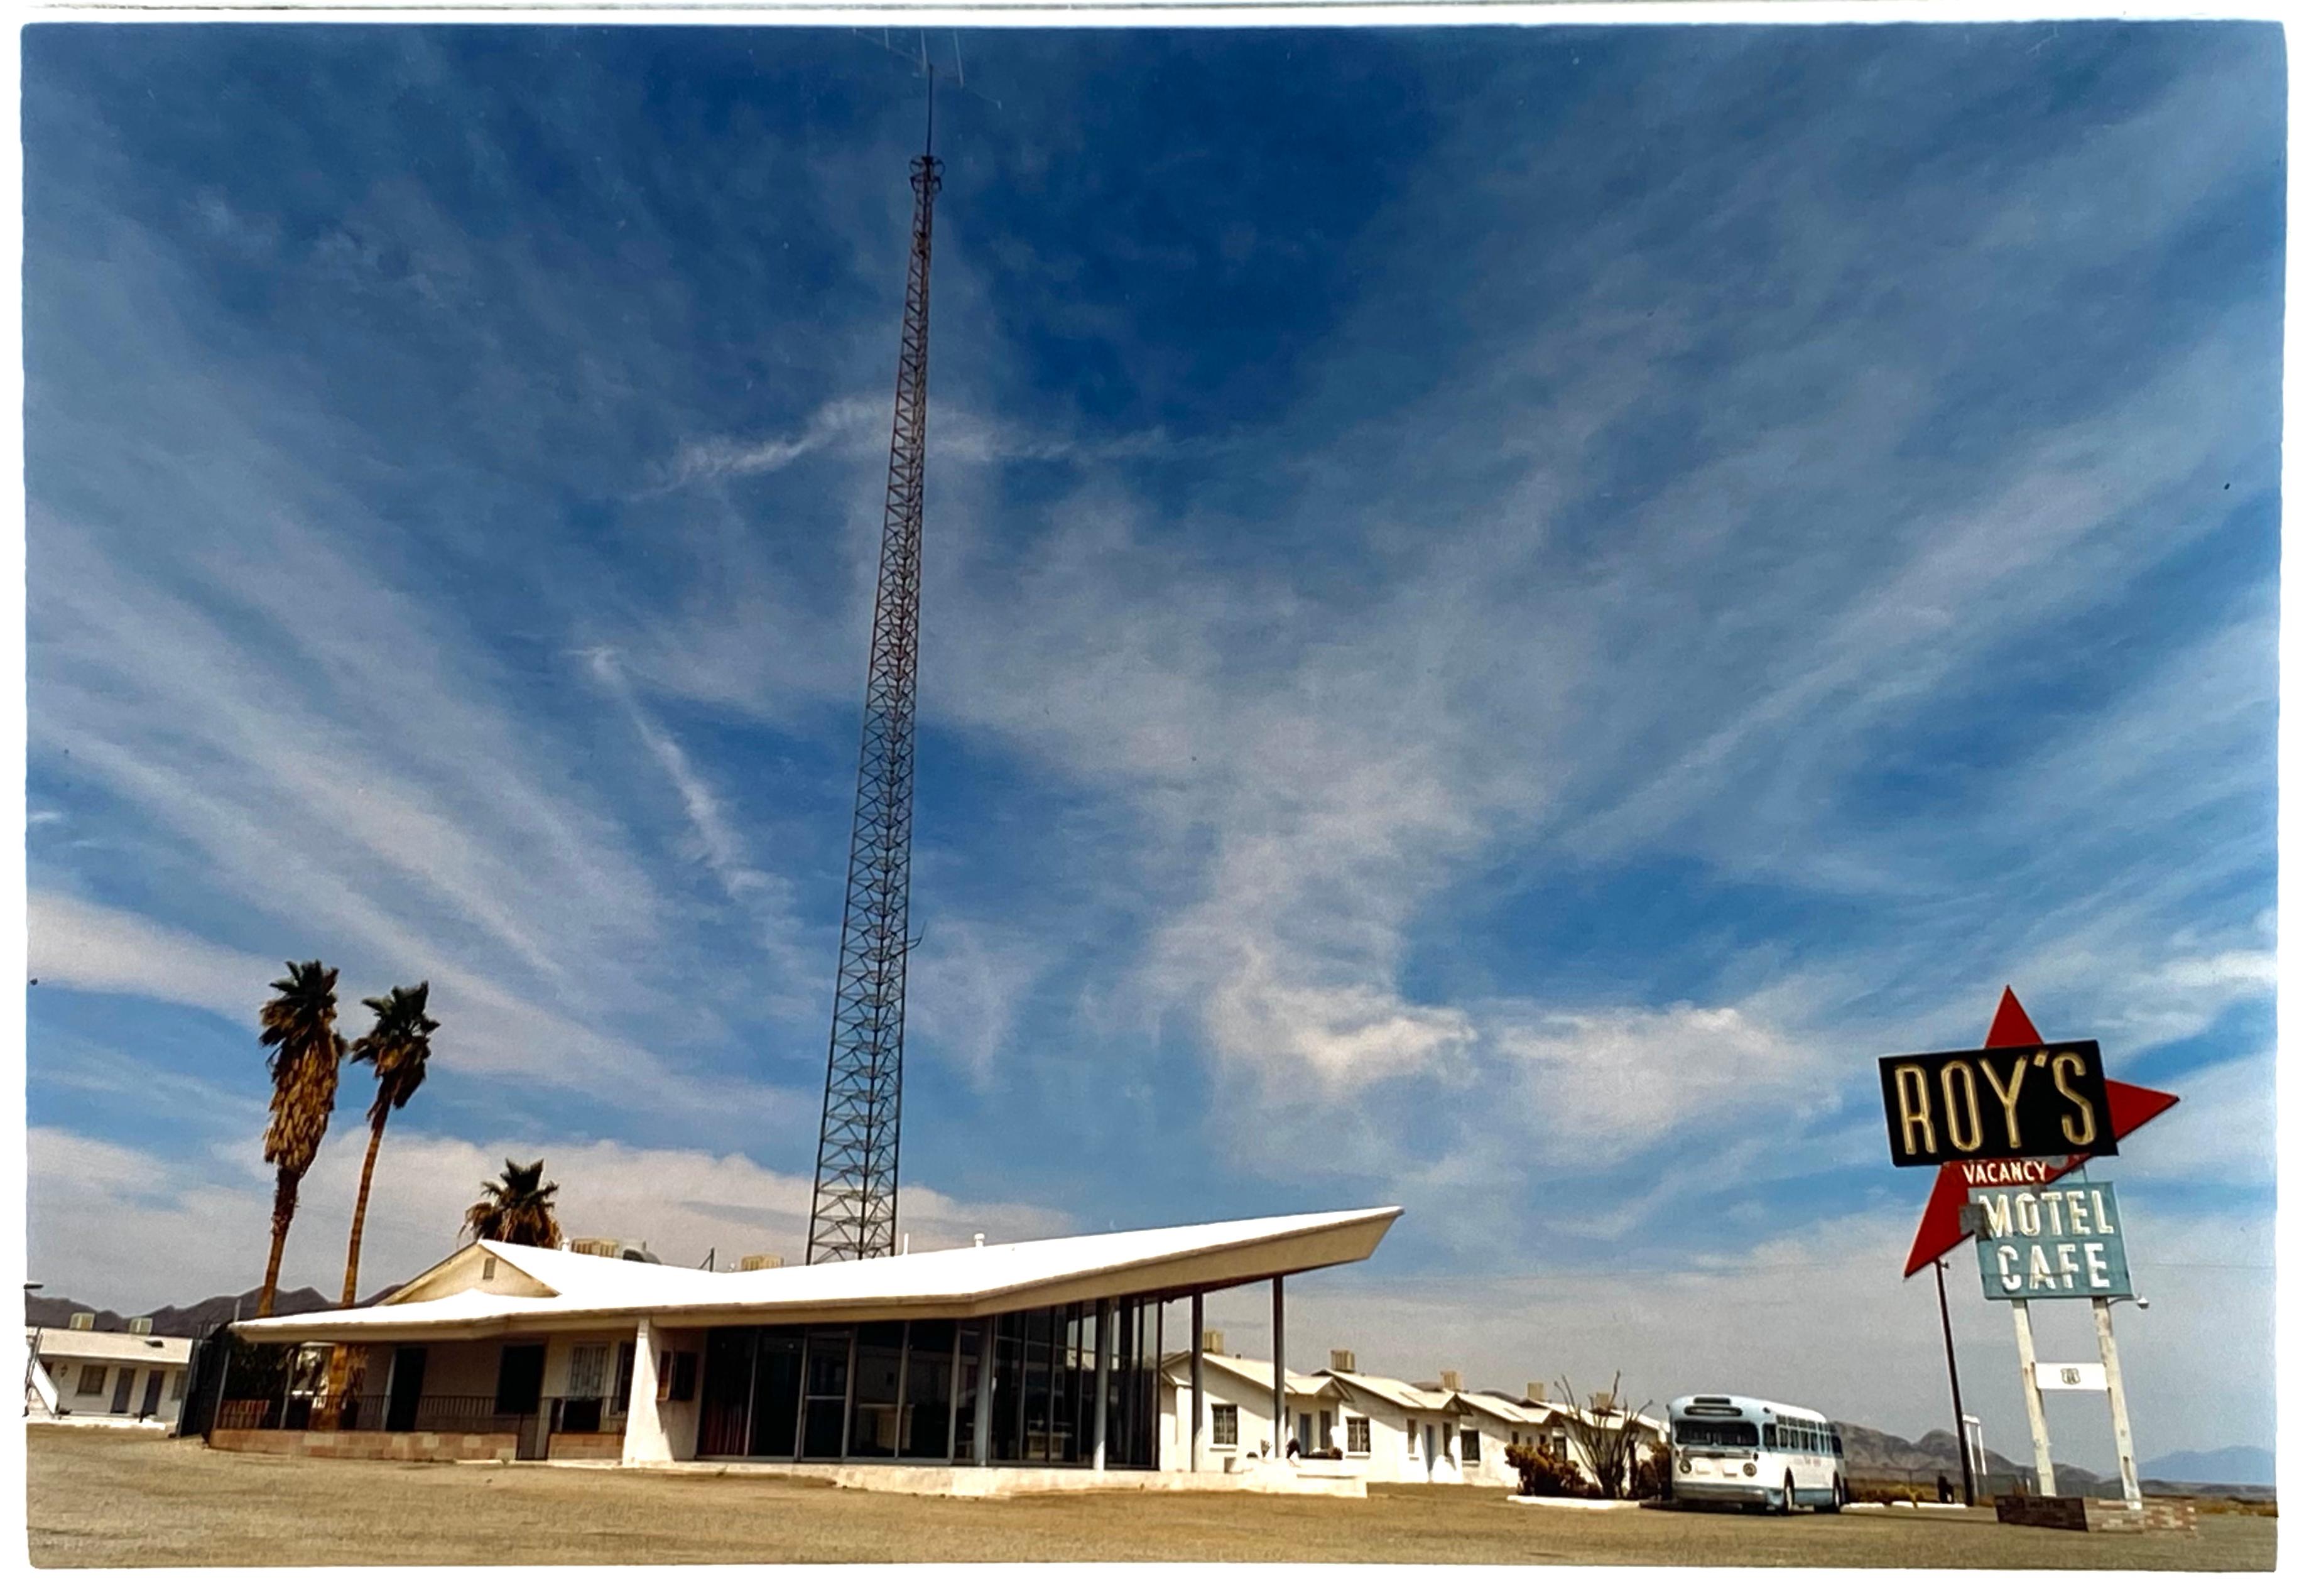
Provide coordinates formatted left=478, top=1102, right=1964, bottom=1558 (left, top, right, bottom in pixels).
left=990, top=1315, right=1024, bottom=1462
left=170, top=1369, right=188, bottom=1402
left=697, top=1329, right=754, bottom=1456
left=1022, top=1308, right=1054, bottom=1462
left=801, top=1332, right=850, bottom=1459
left=76, top=1364, right=107, bottom=1396
left=901, top=1320, right=955, bottom=1460
left=849, top=1322, right=904, bottom=1459
left=750, top=1333, right=805, bottom=1460
left=612, top=1342, right=635, bottom=1413
left=1674, top=1418, right=1759, bottom=1449
left=953, top=1322, right=984, bottom=1462
left=1460, top=1429, right=1480, bottom=1465
left=1347, top=1416, right=1371, bottom=1455
left=1212, top=1403, right=1239, bottom=1448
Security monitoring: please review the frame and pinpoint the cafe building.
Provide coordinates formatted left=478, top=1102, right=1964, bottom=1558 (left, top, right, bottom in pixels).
left=222, top=1205, right=1399, bottom=1490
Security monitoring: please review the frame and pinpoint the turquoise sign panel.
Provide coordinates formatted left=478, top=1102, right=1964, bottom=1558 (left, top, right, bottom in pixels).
left=1972, top=1181, right=2132, bottom=1300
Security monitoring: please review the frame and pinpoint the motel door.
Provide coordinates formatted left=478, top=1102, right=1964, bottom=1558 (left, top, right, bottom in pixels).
left=110, top=1367, right=135, bottom=1414
left=386, top=1347, right=427, bottom=1431
left=138, top=1370, right=164, bottom=1418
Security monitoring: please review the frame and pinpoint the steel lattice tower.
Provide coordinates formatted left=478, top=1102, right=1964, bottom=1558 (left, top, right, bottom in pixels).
left=806, top=141, right=942, bottom=1264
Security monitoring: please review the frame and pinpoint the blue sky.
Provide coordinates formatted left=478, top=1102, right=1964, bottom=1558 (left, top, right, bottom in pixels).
left=21, top=21, right=2280, bottom=1463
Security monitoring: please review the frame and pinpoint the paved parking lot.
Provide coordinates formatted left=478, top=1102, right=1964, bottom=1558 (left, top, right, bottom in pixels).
left=26, top=1426, right=2276, bottom=1568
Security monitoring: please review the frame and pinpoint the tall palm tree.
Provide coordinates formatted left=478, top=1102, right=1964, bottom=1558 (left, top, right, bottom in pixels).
left=463, top=1158, right=563, bottom=1248
left=256, top=960, right=344, bottom=1318
left=339, top=982, right=438, bottom=1308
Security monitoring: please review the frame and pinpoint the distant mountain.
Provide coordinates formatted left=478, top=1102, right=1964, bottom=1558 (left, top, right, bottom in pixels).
left=2139, top=1447, right=2276, bottom=1489
left=1837, top=1420, right=2274, bottom=1501
left=27, top=1282, right=402, bottom=1338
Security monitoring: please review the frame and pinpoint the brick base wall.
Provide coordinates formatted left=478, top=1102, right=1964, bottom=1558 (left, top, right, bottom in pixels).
left=546, top=1431, right=626, bottom=1462
left=210, top=1428, right=517, bottom=1463
left=1994, top=1496, right=2200, bottom=1534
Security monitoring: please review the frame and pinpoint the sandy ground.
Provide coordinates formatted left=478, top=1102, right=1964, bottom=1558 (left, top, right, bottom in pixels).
left=26, top=1426, right=2276, bottom=1568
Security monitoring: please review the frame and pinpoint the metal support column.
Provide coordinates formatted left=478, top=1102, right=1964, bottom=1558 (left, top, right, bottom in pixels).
left=972, top=1315, right=994, bottom=1465
left=1092, top=1297, right=1112, bottom=1471
left=1189, top=1292, right=1204, bottom=1473
left=1271, top=1275, right=1286, bottom=1460
left=2010, top=1299, right=2057, bottom=1496
left=2092, top=1296, right=2142, bottom=1509
left=1934, top=1259, right=1976, bottom=1506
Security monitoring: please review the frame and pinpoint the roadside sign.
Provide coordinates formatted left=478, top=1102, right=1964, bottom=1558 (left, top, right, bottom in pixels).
left=2035, top=1362, right=2111, bottom=1393
left=1972, top=1181, right=2133, bottom=1301
left=1879, top=1041, right=2119, bottom=1166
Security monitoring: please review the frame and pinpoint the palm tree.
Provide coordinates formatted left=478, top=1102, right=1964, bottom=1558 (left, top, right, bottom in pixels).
left=338, top=982, right=438, bottom=1308
left=256, top=960, right=344, bottom=1318
left=463, top=1158, right=563, bottom=1248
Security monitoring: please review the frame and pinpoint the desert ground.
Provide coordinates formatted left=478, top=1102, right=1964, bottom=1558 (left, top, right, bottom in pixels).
left=26, top=1426, right=2275, bottom=1569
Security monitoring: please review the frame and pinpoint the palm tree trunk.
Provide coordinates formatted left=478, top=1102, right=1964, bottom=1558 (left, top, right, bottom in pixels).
left=318, top=1116, right=392, bottom=1431
left=258, top=1168, right=300, bottom=1318
left=342, top=1116, right=389, bottom=1308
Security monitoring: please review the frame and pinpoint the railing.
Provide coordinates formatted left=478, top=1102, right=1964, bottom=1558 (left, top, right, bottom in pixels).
left=548, top=1398, right=625, bottom=1436
left=217, top=1398, right=281, bottom=1431
left=342, top=1394, right=526, bottom=1434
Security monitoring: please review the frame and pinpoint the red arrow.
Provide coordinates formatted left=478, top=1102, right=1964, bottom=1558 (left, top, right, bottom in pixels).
left=1900, top=987, right=2180, bottom=1276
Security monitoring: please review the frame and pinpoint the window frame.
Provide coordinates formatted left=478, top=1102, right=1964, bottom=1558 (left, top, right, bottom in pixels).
left=75, top=1364, right=108, bottom=1397
left=1210, top=1401, right=1239, bottom=1449
left=1345, top=1415, right=1371, bottom=1456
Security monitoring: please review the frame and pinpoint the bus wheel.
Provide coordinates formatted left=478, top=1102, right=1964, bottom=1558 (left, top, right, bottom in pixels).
left=1821, top=1477, right=1844, bottom=1514
left=1781, top=1475, right=1796, bottom=1515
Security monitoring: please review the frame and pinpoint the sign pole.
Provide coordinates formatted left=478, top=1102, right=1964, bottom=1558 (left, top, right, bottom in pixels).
left=1933, top=1259, right=1976, bottom=1506
left=2009, top=1298, right=2058, bottom=1496
left=2091, top=1296, right=2142, bottom=1509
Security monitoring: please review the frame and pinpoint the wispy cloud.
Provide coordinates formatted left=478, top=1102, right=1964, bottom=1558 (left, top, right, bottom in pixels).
left=19, top=23, right=2276, bottom=1447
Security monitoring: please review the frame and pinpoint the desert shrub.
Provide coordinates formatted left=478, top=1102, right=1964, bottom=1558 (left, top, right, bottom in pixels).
left=1631, top=1448, right=1670, bottom=1501
left=1507, top=1443, right=1598, bottom=1499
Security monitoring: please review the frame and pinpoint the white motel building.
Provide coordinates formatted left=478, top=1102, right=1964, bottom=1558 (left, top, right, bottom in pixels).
left=27, top=1320, right=195, bottom=1428
left=224, top=1203, right=1660, bottom=1494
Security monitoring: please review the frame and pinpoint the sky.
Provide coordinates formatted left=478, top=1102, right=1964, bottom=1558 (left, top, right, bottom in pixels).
left=18, top=20, right=2282, bottom=1469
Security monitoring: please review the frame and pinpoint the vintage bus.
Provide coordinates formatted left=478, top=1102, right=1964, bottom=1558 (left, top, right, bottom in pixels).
left=1666, top=1393, right=1847, bottom=1512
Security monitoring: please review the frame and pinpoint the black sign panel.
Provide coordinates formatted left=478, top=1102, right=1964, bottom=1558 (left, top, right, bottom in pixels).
left=1877, top=1040, right=2117, bottom=1167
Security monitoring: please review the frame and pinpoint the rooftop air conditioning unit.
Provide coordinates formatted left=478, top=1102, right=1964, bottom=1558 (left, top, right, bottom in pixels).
left=128, top=1318, right=153, bottom=1335
left=1200, top=1330, right=1225, bottom=1355
left=1440, top=1370, right=1463, bottom=1392
left=68, top=1312, right=95, bottom=1331
left=1526, top=1381, right=1550, bottom=1404
left=568, top=1237, right=621, bottom=1258
left=1329, top=1349, right=1356, bottom=1373
left=736, top=1254, right=784, bottom=1272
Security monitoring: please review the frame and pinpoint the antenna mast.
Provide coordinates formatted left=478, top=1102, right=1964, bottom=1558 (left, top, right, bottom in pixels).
left=806, top=100, right=943, bottom=1265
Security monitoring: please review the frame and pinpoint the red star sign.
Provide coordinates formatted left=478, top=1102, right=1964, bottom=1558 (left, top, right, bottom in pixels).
left=1900, top=987, right=2179, bottom=1277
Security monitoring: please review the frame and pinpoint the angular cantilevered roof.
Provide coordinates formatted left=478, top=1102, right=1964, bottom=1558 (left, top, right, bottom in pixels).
left=235, top=1205, right=1401, bottom=1344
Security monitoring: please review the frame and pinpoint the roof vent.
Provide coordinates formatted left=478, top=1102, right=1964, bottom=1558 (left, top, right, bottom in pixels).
left=736, top=1254, right=784, bottom=1272
left=1440, top=1370, right=1463, bottom=1392
left=128, top=1317, right=153, bottom=1335
left=68, top=1311, right=95, bottom=1331
left=1201, top=1330, right=1225, bottom=1355
left=568, top=1237, right=660, bottom=1263
left=1329, top=1349, right=1356, bottom=1373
